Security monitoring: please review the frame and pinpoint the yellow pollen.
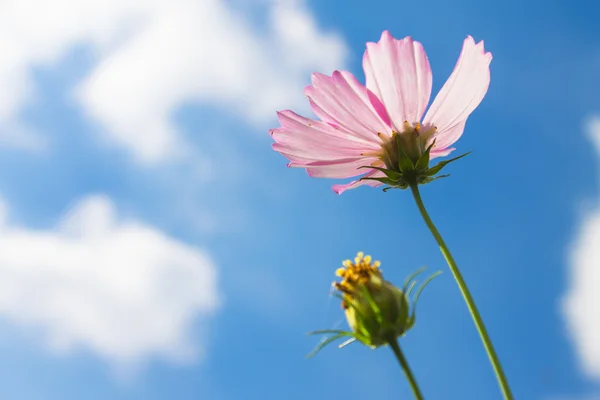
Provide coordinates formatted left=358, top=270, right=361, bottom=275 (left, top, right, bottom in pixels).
left=355, top=252, right=364, bottom=264
left=334, top=252, right=383, bottom=309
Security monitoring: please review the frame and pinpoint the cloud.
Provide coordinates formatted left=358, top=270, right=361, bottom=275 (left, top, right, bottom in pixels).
left=0, top=194, right=220, bottom=367
left=562, top=116, right=600, bottom=379
left=1, top=0, right=347, bottom=163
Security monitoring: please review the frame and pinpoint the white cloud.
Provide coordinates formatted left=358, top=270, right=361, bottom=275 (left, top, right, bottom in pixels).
left=562, top=116, right=600, bottom=379
left=0, top=0, right=347, bottom=163
left=0, top=194, right=220, bottom=367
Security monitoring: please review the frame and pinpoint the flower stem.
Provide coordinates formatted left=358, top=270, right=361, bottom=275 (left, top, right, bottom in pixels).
left=408, top=183, right=513, bottom=400
left=388, top=338, right=424, bottom=400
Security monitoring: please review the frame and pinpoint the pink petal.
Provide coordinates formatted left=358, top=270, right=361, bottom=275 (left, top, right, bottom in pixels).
left=304, top=71, right=391, bottom=141
left=363, top=31, right=433, bottom=130
left=272, top=128, right=368, bottom=161
left=430, top=121, right=465, bottom=153
left=332, top=169, right=385, bottom=194
left=303, top=158, right=378, bottom=179
left=275, top=110, right=377, bottom=147
left=430, top=147, right=455, bottom=160
left=423, top=36, right=492, bottom=149
left=271, top=110, right=381, bottom=164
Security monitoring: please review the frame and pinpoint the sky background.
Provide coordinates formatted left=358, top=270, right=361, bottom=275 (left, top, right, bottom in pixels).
left=0, top=0, right=598, bottom=399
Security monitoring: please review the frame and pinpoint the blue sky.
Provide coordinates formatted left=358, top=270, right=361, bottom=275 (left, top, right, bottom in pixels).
left=0, top=0, right=598, bottom=399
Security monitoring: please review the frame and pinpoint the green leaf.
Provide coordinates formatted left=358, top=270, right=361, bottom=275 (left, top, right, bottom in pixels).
left=306, top=332, right=355, bottom=358
left=426, top=151, right=471, bottom=176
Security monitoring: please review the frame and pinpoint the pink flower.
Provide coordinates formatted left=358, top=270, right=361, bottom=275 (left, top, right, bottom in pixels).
left=270, top=31, right=492, bottom=194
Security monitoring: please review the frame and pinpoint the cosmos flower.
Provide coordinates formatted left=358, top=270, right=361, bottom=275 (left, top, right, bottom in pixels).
left=270, top=31, right=492, bottom=194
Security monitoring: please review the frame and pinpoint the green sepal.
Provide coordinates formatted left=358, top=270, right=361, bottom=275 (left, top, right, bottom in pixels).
left=382, top=181, right=409, bottom=191
left=419, top=174, right=450, bottom=185
left=426, top=151, right=471, bottom=177
left=307, top=329, right=349, bottom=336
left=358, top=165, right=403, bottom=181
left=412, top=271, right=442, bottom=307
left=306, top=331, right=356, bottom=358
left=360, top=177, right=399, bottom=186
left=405, top=280, right=418, bottom=299
left=402, top=267, right=427, bottom=294
left=338, top=338, right=357, bottom=348
left=397, top=139, right=415, bottom=172
left=361, top=285, right=383, bottom=325
left=415, top=140, right=435, bottom=171
left=409, top=270, right=443, bottom=323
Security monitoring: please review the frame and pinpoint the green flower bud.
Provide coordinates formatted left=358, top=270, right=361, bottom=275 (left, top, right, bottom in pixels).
left=307, top=252, right=441, bottom=357
left=335, top=252, right=412, bottom=347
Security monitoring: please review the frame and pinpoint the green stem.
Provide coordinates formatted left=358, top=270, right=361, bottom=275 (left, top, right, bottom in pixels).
left=388, top=338, right=424, bottom=400
left=409, top=183, right=513, bottom=400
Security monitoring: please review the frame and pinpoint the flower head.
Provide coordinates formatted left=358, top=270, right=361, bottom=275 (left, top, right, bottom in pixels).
left=334, top=252, right=410, bottom=347
left=270, top=31, right=492, bottom=193
left=308, top=252, right=440, bottom=356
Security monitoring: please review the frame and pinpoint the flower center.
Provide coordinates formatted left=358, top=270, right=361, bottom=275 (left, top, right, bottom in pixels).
left=378, top=121, right=437, bottom=170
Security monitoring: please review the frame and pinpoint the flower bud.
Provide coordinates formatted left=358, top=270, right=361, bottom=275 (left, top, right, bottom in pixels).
left=307, top=253, right=440, bottom=357
left=335, top=252, right=413, bottom=347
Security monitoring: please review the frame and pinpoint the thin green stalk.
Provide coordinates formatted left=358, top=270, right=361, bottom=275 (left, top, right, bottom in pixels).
left=388, top=338, right=424, bottom=400
left=409, top=183, right=513, bottom=400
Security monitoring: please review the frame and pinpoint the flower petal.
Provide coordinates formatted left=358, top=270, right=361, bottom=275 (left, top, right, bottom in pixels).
left=430, top=121, right=465, bottom=153
left=304, top=71, right=391, bottom=141
left=423, top=36, right=492, bottom=149
left=332, top=169, right=385, bottom=194
left=304, top=158, right=378, bottom=179
left=363, top=31, right=432, bottom=130
left=271, top=111, right=380, bottom=163
left=430, top=146, right=455, bottom=160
